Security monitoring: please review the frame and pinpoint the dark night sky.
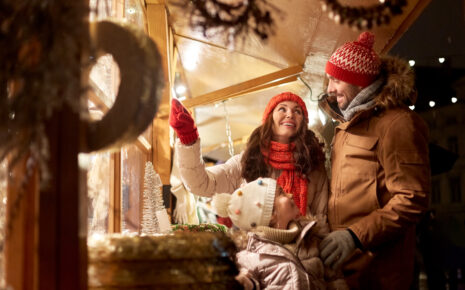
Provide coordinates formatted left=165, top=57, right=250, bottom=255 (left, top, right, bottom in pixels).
left=390, top=0, right=465, bottom=112
left=391, top=0, right=465, bottom=69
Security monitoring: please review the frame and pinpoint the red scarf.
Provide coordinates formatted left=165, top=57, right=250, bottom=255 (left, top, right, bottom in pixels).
left=262, top=141, right=308, bottom=216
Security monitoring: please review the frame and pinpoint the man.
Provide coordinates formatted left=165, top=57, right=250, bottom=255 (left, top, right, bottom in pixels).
left=318, top=32, right=431, bottom=289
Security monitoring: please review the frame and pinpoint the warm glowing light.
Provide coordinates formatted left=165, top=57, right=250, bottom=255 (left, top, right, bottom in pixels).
left=409, top=105, right=415, bottom=110
left=451, top=97, right=458, bottom=103
left=408, top=60, right=415, bottom=67
left=438, top=57, right=445, bottom=63
left=429, top=101, right=436, bottom=107
left=175, top=85, right=186, bottom=95
left=308, top=111, right=317, bottom=126
left=318, top=109, right=327, bottom=126
left=183, top=42, right=201, bottom=71
left=127, top=7, right=136, bottom=14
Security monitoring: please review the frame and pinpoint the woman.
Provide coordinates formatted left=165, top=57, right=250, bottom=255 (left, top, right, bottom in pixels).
left=169, top=92, right=328, bottom=225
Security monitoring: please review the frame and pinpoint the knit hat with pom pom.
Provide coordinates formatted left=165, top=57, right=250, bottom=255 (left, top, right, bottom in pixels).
left=325, top=32, right=381, bottom=88
left=212, top=178, right=277, bottom=231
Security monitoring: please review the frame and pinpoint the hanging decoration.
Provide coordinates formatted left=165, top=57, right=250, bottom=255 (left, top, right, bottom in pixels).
left=170, top=0, right=279, bottom=45
left=222, top=101, right=235, bottom=157
left=0, top=0, right=89, bottom=185
left=141, top=161, right=171, bottom=234
left=83, top=20, right=164, bottom=153
left=0, top=0, right=164, bottom=187
left=320, top=0, right=408, bottom=30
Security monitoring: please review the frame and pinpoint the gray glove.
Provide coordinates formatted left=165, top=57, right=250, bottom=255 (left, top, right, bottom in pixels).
left=319, top=230, right=356, bottom=270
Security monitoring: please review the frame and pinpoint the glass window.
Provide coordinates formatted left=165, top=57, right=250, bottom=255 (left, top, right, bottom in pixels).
left=87, top=153, right=111, bottom=234
left=121, top=145, right=148, bottom=233
left=86, top=0, right=150, bottom=235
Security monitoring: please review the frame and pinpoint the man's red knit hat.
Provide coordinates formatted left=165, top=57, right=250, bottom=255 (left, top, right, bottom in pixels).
left=262, top=92, right=308, bottom=123
left=325, top=32, right=381, bottom=88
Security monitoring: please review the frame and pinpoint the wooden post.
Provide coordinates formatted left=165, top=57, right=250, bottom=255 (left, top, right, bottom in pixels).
left=36, top=105, right=87, bottom=290
left=5, top=106, right=87, bottom=290
left=146, top=0, right=173, bottom=185
left=5, top=154, right=38, bottom=290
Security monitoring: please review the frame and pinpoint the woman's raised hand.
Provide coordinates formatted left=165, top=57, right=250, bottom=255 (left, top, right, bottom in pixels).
left=169, top=98, right=199, bottom=145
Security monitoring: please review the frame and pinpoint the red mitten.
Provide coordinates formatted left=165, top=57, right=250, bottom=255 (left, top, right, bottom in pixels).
left=169, top=98, right=199, bottom=145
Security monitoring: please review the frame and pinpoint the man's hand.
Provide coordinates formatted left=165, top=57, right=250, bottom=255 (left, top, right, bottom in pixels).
left=169, top=98, right=199, bottom=145
left=320, top=230, right=356, bottom=270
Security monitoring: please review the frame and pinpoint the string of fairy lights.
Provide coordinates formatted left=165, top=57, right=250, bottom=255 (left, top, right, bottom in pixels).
left=406, top=56, right=463, bottom=110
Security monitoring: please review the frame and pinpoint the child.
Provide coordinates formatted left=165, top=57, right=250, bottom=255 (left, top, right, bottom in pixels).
left=213, top=178, right=348, bottom=290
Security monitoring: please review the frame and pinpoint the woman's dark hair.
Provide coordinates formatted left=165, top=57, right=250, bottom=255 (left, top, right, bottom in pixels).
left=241, top=113, right=325, bottom=182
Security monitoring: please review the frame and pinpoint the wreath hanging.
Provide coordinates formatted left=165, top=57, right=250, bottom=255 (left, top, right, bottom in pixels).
left=170, top=0, right=280, bottom=46
left=320, top=0, right=408, bottom=30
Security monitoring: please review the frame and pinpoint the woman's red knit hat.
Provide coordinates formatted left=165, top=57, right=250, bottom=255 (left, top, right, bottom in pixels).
left=262, top=92, right=308, bottom=123
left=325, top=32, right=381, bottom=88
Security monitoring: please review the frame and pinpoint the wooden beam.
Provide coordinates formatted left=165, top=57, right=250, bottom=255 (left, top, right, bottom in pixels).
left=145, top=0, right=165, bottom=4
left=156, top=66, right=301, bottom=118
left=170, top=29, right=177, bottom=86
left=381, top=0, right=432, bottom=54
left=108, top=152, right=121, bottom=233
left=147, top=3, right=172, bottom=185
left=182, top=65, right=301, bottom=109
left=225, top=75, right=298, bottom=100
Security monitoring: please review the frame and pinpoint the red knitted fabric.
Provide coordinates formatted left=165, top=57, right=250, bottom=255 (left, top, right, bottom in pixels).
left=169, top=98, right=199, bottom=145
left=262, top=92, right=308, bottom=123
left=262, top=141, right=308, bottom=216
left=325, top=32, right=381, bottom=88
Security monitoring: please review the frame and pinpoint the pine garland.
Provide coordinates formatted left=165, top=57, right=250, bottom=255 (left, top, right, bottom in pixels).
left=0, top=0, right=89, bottom=184
left=171, top=223, right=227, bottom=233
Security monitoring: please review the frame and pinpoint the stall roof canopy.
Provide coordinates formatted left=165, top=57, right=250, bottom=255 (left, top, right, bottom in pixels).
left=162, top=0, right=430, bottom=162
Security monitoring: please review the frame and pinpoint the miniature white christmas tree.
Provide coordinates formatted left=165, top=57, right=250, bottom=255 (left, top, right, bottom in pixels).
left=141, top=161, right=171, bottom=234
left=141, top=161, right=160, bottom=234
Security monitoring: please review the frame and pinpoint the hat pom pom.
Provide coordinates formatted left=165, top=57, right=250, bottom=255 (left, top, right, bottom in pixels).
left=357, top=32, right=375, bottom=48
left=212, top=193, right=231, bottom=217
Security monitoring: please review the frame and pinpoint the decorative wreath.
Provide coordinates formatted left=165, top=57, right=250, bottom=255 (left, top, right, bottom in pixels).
left=320, top=0, right=408, bottom=30
left=171, top=0, right=279, bottom=44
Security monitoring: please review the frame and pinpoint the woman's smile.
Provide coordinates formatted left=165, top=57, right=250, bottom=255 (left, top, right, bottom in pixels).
left=271, top=101, right=303, bottom=143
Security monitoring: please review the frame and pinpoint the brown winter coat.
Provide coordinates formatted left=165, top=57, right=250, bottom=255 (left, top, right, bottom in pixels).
left=176, top=139, right=330, bottom=227
left=319, top=56, right=431, bottom=289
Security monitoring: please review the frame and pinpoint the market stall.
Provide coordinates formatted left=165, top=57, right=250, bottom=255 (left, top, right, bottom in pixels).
left=0, top=0, right=431, bottom=288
